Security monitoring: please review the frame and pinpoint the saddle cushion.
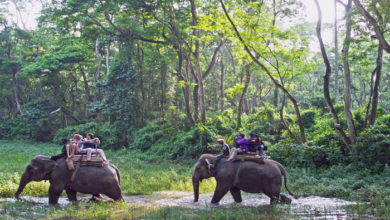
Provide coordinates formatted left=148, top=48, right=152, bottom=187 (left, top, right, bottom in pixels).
left=70, top=154, right=104, bottom=162
left=232, top=154, right=265, bottom=163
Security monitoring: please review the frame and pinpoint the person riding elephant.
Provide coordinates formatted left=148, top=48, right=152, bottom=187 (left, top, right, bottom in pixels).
left=227, top=132, right=249, bottom=161
left=14, top=155, right=123, bottom=205
left=248, top=133, right=268, bottom=158
left=192, top=154, right=294, bottom=204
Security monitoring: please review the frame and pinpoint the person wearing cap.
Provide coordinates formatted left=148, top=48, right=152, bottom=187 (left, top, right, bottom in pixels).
left=227, top=132, right=249, bottom=161
left=207, top=139, right=231, bottom=169
left=218, top=139, right=230, bottom=157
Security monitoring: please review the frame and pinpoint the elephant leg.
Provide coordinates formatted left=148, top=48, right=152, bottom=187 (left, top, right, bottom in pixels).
left=280, top=193, right=292, bottom=204
left=211, top=182, right=230, bottom=204
left=48, top=185, right=63, bottom=205
left=230, top=187, right=242, bottom=203
left=103, top=183, right=123, bottom=201
left=264, top=192, right=279, bottom=205
left=92, top=194, right=102, bottom=198
left=65, top=189, right=78, bottom=202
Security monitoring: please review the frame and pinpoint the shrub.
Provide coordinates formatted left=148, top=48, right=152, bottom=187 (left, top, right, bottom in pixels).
left=301, top=110, right=318, bottom=130
left=0, top=100, right=60, bottom=142
left=354, top=124, right=390, bottom=170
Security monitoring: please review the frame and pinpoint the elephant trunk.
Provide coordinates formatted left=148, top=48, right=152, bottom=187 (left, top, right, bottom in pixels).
left=15, top=171, right=31, bottom=199
left=192, top=176, right=200, bottom=202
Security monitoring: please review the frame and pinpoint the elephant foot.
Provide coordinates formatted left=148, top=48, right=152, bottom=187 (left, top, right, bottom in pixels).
left=71, top=200, right=81, bottom=206
left=210, top=202, right=219, bottom=206
left=280, top=193, right=292, bottom=204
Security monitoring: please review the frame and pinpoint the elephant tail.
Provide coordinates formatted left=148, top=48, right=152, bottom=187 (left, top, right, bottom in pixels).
left=277, top=162, right=296, bottom=199
left=116, top=167, right=121, bottom=184
left=110, top=163, right=121, bottom=185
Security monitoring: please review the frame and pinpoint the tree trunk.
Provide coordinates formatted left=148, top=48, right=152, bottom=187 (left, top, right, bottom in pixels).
left=280, top=95, right=297, bottom=141
left=342, top=0, right=357, bottom=144
left=13, top=47, right=23, bottom=115
left=364, top=67, right=376, bottom=128
left=237, top=66, right=251, bottom=130
left=160, top=63, right=167, bottom=120
left=273, top=88, right=279, bottom=107
left=106, top=43, right=110, bottom=74
left=220, top=53, right=225, bottom=112
left=177, top=48, right=195, bottom=125
left=190, top=0, right=205, bottom=124
left=314, top=0, right=353, bottom=152
left=369, top=44, right=383, bottom=126
left=191, top=69, right=199, bottom=122
left=252, top=85, right=261, bottom=109
left=13, top=70, right=23, bottom=115
left=189, top=0, right=225, bottom=124
left=79, top=66, right=93, bottom=103
left=184, top=58, right=195, bottom=125
left=334, top=0, right=339, bottom=103
left=95, top=39, right=102, bottom=100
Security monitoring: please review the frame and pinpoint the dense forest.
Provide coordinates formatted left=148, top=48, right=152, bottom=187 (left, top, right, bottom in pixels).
left=1, top=0, right=389, bottom=166
left=1, top=0, right=390, bottom=218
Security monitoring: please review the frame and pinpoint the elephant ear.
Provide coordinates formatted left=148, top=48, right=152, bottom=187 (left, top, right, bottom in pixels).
left=40, top=158, right=57, bottom=179
left=43, top=159, right=57, bottom=172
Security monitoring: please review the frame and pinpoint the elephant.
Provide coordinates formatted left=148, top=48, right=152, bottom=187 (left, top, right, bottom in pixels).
left=192, top=154, right=295, bottom=205
left=14, top=155, right=123, bottom=205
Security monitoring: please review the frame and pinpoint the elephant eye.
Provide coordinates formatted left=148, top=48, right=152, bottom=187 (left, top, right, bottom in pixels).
left=26, top=165, right=33, bottom=173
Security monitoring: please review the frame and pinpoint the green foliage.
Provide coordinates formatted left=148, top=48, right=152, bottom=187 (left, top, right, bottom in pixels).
left=354, top=123, right=390, bottom=170
left=0, top=100, right=59, bottom=141
left=300, top=109, right=318, bottom=130
left=268, top=143, right=345, bottom=168
left=133, top=122, right=217, bottom=160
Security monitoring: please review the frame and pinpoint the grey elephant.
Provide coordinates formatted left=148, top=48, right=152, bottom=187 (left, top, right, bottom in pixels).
left=14, top=155, right=123, bottom=204
left=192, top=154, right=294, bottom=204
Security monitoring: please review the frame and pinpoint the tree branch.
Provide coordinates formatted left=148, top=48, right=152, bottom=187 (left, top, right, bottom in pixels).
left=352, top=0, right=390, bottom=54
left=336, top=0, right=347, bottom=8
left=202, top=39, right=226, bottom=79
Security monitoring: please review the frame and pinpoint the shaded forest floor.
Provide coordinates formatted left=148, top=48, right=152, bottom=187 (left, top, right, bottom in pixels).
left=0, top=140, right=389, bottom=219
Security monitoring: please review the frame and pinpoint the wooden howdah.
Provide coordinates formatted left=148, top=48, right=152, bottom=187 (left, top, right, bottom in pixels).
left=232, top=153, right=266, bottom=163
left=69, top=154, right=106, bottom=167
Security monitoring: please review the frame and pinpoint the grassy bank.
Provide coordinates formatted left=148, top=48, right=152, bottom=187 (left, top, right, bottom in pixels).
left=1, top=140, right=389, bottom=218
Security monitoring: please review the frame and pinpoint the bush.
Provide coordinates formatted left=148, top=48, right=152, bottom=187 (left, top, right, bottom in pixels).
left=269, top=142, right=347, bottom=168
left=131, top=122, right=217, bottom=160
left=0, top=100, right=60, bottom=142
left=301, top=110, right=318, bottom=130
left=354, top=124, right=390, bottom=170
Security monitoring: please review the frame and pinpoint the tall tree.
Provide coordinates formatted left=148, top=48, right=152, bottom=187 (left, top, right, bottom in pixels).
left=334, top=0, right=340, bottom=103
left=341, top=0, right=357, bottom=144
left=314, top=0, right=354, bottom=152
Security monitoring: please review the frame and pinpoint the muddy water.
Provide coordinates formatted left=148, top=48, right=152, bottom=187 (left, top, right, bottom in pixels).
left=1, top=192, right=364, bottom=219
left=124, top=191, right=360, bottom=219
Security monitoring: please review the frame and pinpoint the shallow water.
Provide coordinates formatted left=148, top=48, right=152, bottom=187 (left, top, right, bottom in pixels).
left=124, top=191, right=361, bottom=219
left=0, top=192, right=368, bottom=219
